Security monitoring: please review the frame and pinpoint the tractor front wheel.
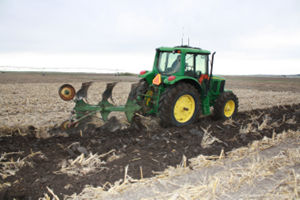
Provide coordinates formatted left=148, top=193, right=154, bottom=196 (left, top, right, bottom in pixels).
left=159, top=83, right=200, bottom=127
left=213, top=92, right=239, bottom=119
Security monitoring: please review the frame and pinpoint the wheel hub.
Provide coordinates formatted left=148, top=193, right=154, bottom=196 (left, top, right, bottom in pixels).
left=224, top=100, right=235, bottom=117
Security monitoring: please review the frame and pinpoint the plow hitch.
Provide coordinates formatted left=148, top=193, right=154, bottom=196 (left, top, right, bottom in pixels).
left=58, top=82, right=141, bottom=130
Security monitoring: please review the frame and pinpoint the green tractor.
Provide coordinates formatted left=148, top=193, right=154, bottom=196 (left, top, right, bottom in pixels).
left=58, top=45, right=238, bottom=129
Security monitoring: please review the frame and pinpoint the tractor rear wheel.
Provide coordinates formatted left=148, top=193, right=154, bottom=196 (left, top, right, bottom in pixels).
left=213, top=92, right=239, bottom=119
left=128, top=79, right=148, bottom=102
left=127, top=79, right=151, bottom=114
left=159, top=83, right=200, bottom=127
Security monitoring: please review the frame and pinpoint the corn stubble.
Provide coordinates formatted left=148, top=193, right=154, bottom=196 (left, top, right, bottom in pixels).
left=1, top=82, right=300, bottom=128
left=63, top=130, right=300, bottom=200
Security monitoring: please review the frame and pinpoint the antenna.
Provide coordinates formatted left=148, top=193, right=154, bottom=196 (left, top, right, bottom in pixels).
left=181, top=27, right=184, bottom=46
left=188, top=37, right=190, bottom=46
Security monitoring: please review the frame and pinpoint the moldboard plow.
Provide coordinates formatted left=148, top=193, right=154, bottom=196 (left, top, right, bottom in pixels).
left=58, top=81, right=143, bottom=130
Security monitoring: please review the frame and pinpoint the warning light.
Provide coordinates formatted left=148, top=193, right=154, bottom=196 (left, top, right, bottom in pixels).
left=140, top=70, right=147, bottom=75
left=167, top=75, right=176, bottom=81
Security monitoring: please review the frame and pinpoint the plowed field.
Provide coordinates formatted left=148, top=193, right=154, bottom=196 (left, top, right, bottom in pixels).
left=0, top=72, right=299, bottom=199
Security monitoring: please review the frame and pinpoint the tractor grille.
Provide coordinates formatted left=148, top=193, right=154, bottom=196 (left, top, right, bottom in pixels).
left=212, top=80, right=225, bottom=93
left=212, top=81, right=218, bottom=93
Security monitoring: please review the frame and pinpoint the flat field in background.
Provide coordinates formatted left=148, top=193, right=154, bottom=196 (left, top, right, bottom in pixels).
left=0, top=72, right=299, bottom=127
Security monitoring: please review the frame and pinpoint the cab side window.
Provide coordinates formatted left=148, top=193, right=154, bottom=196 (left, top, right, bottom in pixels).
left=195, top=55, right=207, bottom=76
left=184, top=54, right=195, bottom=76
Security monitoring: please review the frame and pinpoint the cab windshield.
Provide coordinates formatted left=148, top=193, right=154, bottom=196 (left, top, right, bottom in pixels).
left=157, top=51, right=181, bottom=75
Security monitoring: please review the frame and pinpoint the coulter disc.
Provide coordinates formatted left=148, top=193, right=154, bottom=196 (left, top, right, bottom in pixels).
left=59, top=84, right=76, bottom=101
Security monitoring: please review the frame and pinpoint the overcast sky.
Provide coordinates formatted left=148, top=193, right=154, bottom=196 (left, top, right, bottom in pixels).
left=0, top=0, right=299, bottom=74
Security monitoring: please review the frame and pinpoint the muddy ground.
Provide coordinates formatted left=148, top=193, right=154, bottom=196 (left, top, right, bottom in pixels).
left=1, top=103, right=299, bottom=199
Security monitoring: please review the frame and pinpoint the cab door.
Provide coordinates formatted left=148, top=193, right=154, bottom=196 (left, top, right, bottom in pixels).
left=195, top=54, right=209, bottom=84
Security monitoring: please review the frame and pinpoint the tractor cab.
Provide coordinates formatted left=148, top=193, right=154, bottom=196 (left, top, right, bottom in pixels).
left=154, top=46, right=210, bottom=81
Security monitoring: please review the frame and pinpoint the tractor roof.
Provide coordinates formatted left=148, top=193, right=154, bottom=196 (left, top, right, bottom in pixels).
left=157, top=45, right=211, bottom=54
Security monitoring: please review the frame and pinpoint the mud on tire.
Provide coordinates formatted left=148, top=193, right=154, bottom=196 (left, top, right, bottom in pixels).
left=159, top=82, right=201, bottom=127
left=213, top=91, right=239, bottom=120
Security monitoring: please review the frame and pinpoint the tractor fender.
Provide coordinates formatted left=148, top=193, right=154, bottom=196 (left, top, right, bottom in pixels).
left=139, top=71, right=156, bottom=85
left=163, top=76, right=202, bottom=94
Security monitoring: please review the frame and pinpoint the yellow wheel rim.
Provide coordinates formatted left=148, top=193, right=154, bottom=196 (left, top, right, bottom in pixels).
left=173, top=94, right=195, bottom=123
left=224, top=100, right=235, bottom=117
left=61, top=88, right=72, bottom=98
left=61, top=120, right=71, bottom=130
left=145, top=90, right=153, bottom=106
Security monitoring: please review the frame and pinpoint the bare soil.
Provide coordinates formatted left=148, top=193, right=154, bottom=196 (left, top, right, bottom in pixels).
left=0, top=72, right=139, bottom=84
left=224, top=75, right=300, bottom=92
left=0, top=104, right=299, bottom=199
